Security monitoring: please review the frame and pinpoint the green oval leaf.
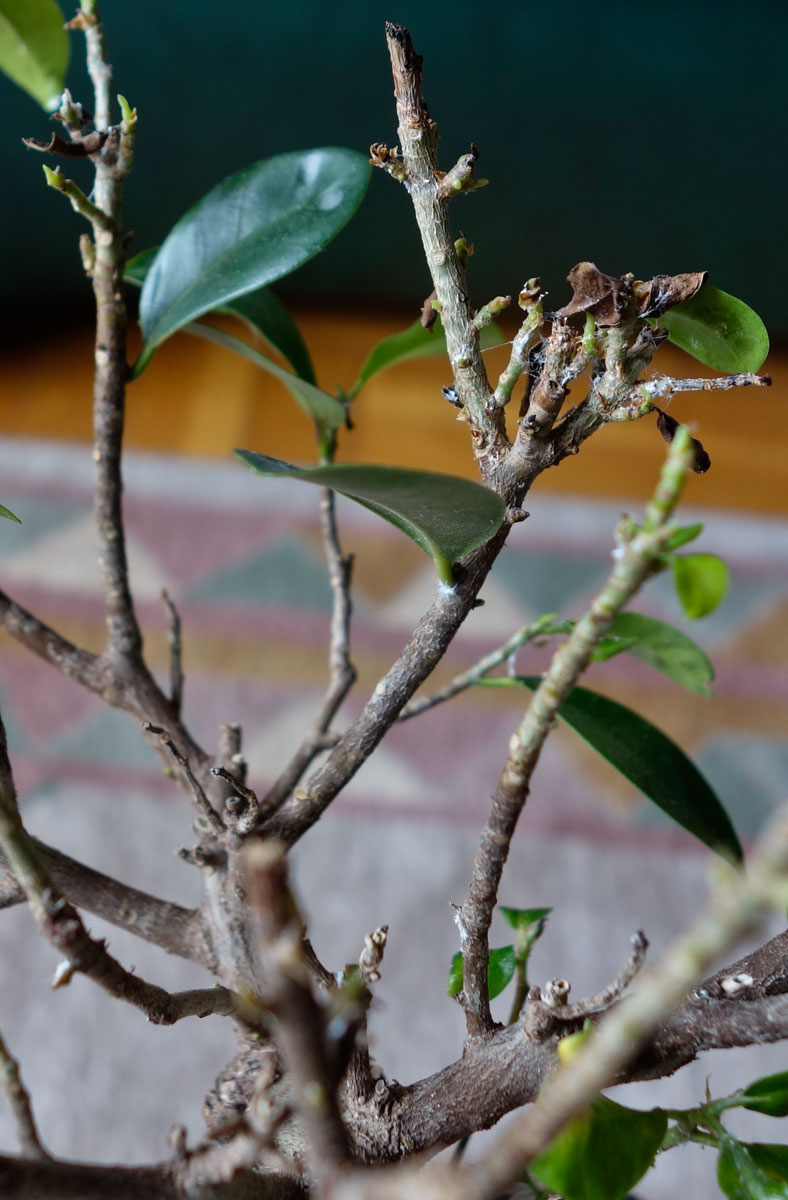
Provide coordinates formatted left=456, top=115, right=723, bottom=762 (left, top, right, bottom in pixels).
left=0, top=0, right=68, bottom=110
left=719, top=1135, right=788, bottom=1199
left=498, top=906, right=552, bottom=934
left=499, top=905, right=551, bottom=965
left=235, top=451, right=506, bottom=586
left=0, top=502, right=21, bottom=523
left=746, top=1145, right=788, bottom=1184
left=480, top=679, right=741, bottom=862
left=532, top=1096, right=667, bottom=1200
left=352, top=314, right=503, bottom=397
left=187, top=322, right=344, bottom=431
left=125, top=249, right=315, bottom=384
left=136, top=148, right=370, bottom=373
left=665, top=521, right=704, bottom=552
left=447, top=945, right=516, bottom=1000
left=672, top=553, right=729, bottom=619
left=658, top=286, right=769, bottom=374
left=599, top=612, right=715, bottom=697
left=740, top=1072, right=788, bottom=1118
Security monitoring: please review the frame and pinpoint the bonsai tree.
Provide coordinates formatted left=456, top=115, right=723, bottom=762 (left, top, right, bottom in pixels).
left=0, top=5, right=785, bottom=1199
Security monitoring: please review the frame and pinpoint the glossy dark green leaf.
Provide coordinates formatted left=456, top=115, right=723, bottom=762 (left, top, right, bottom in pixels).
left=479, top=679, right=741, bottom=861
left=0, top=0, right=68, bottom=110
left=598, top=612, right=715, bottom=697
left=447, top=945, right=516, bottom=1000
left=352, top=315, right=503, bottom=396
left=657, top=287, right=769, bottom=374
left=739, top=1073, right=788, bottom=1118
left=0, top=502, right=21, bottom=524
left=187, top=323, right=344, bottom=431
left=719, top=1135, right=788, bottom=1198
left=672, top=553, right=729, bottom=619
left=746, top=1146, right=788, bottom=1183
left=125, top=250, right=315, bottom=384
left=664, top=521, right=704, bottom=552
left=235, top=451, right=506, bottom=585
left=532, top=1096, right=666, bottom=1200
left=136, top=148, right=370, bottom=372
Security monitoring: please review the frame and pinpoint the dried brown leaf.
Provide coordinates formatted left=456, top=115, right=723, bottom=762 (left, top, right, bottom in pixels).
left=655, top=408, right=711, bottom=474
left=634, top=271, right=708, bottom=319
left=560, top=262, right=628, bottom=327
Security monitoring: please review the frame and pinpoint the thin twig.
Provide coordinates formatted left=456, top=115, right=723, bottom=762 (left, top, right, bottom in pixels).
left=398, top=615, right=561, bottom=722
left=73, top=0, right=142, bottom=661
left=0, top=713, right=239, bottom=1026
left=262, top=488, right=356, bottom=813
left=457, top=430, right=695, bottom=1037
left=0, top=1026, right=48, bottom=1159
left=641, top=370, right=771, bottom=400
left=160, top=588, right=184, bottom=716
left=143, top=722, right=225, bottom=837
left=541, top=931, right=649, bottom=1021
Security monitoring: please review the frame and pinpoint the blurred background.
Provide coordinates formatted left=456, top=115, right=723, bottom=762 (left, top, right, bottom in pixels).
left=0, top=0, right=785, bottom=509
left=1, top=5, right=787, bottom=1197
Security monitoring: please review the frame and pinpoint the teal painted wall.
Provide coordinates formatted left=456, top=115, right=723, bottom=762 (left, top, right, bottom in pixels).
left=2, top=2, right=785, bottom=335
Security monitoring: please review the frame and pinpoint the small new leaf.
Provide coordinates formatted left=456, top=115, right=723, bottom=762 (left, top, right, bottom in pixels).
left=0, top=502, right=21, bottom=524
left=447, top=945, right=516, bottom=1000
left=597, top=612, right=715, bottom=697
left=672, top=553, right=729, bottom=620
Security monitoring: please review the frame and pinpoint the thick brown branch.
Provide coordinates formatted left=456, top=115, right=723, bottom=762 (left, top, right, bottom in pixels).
left=245, top=842, right=350, bottom=1181
left=0, top=837, right=213, bottom=968
left=0, top=1152, right=306, bottom=1200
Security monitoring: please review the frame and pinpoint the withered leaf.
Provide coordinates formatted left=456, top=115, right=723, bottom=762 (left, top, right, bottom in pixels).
left=560, top=262, right=628, bottom=327
left=634, top=271, right=707, bottom=319
left=655, top=408, right=711, bottom=474
left=22, top=131, right=106, bottom=158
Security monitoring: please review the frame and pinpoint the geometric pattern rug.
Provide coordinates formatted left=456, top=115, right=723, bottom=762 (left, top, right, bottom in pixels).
left=1, top=437, right=786, bottom=848
left=1, top=437, right=787, bottom=1198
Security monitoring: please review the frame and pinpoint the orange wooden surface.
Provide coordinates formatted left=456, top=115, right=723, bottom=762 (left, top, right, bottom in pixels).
left=1, top=310, right=784, bottom=513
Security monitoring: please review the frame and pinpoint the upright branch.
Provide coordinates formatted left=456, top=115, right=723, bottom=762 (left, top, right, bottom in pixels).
left=380, top=23, right=509, bottom=482
left=245, top=842, right=351, bottom=1182
left=457, top=429, right=696, bottom=1037
left=65, top=1, right=142, bottom=663
left=263, top=489, right=356, bottom=812
left=0, top=1028, right=48, bottom=1160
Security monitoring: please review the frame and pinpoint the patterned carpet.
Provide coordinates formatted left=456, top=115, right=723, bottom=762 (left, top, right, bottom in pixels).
left=0, top=437, right=786, bottom=850
left=1, top=438, right=787, bottom=1197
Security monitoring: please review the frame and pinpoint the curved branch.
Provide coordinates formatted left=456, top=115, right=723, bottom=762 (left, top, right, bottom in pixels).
left=0, top=837, right=213, bottom=969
